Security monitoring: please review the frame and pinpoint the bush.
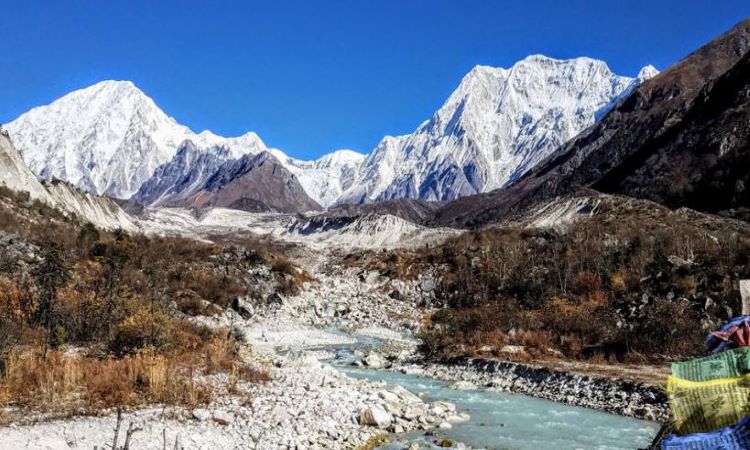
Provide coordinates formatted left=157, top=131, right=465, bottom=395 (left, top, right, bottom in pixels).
left=108, top=307, right=174, bottom=357
left=412, top=204, right=750, bottom=362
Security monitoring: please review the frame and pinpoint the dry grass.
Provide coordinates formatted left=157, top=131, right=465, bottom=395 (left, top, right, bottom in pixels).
left=0, top=188, right=283, bottom=421
left=0, top=348, right=212, bottom=414
left=0, top=334, right=269, bottom=420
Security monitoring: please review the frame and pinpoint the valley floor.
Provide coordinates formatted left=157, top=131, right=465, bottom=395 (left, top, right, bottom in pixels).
left=0, top=249, right=667, bottom=449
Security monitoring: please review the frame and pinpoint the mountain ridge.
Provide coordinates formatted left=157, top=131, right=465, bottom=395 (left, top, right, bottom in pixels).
left=6, top=55, right=653, bottom=209
left=336, top=55, right=656, bottom=205
left=0, top=131, right=136, bottom=230
left=432, top=18, right=750, bottom=228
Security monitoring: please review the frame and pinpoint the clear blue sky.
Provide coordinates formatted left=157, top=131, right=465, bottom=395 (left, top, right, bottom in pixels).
left=0, top=1, right=748, bottom=159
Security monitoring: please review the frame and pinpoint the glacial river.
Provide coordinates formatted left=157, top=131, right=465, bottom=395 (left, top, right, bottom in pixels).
left=329, top=338, right=660, bottom=449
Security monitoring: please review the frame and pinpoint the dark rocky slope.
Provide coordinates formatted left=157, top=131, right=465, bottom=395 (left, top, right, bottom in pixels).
left=322, top=198, right=443, bottom=225
left=134, top=140, right=227, bottom=207
left=182, top=152, right=322, bottom=213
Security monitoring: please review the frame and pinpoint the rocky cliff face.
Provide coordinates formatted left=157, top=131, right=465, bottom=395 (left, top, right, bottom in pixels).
left=0, top=132, right=136, bottom=230
left=178, top=152, right=322, bottom=213
left=134, top=140, right=228, bottom=207
left=0, top=129, right=53, bottom=203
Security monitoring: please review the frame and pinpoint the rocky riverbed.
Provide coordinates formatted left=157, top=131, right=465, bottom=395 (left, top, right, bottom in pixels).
left=0, top=260, right=665, bottom=449
left=389, top=358, right=669, bottom=422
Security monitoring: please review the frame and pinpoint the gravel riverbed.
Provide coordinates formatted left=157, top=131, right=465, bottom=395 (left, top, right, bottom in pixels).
left=0, top=263, right=666, bottom=449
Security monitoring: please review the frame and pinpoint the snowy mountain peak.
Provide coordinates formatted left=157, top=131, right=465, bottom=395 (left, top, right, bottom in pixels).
left=338, top=55, right=655, bottom=205
left=7, top=79, right=282, bottom=200
left=7, top=80, right=193, bottom=199
left=637, top=65, right=660, bottom=81
left=314, top=149, right=366, bottom=168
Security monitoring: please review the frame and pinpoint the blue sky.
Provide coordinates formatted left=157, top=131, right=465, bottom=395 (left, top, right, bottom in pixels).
left=0, top=1, right=748, bottom=159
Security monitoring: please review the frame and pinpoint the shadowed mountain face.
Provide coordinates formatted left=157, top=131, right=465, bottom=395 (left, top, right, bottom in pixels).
left=433, top=18, right=750, bottom=228
left=179, top=152, right=322, bottom=213
left=322, top=198, right=444, bottom=225
left=593, top=49, right=750, bottom=220
left=134, top=141, right=228, bottom=207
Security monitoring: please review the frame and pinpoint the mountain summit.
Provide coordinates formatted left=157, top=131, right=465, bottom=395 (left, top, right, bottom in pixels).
left=7, top=80, right=203, bottom=199
left=6, top=55, right=655, bottom=208
left=434, top=18, right=750, bottom=228
left=338, top=55, right=657, bottom=204
left=6, top=80, right=362, bottom=206
left=4, top=80, right=276, bottom=199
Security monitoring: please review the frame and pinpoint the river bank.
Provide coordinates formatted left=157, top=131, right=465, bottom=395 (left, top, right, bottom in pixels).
left=389, top=357, right=668, bottom=422
left=0, top=259, right=666, bottom=449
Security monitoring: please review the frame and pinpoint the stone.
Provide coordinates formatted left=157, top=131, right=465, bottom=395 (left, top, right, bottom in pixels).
left=419, top=278, right=437, bottom=292
left=232, top=296, right=254, bottom=319
left=212, top=410, right=234, bottom=426
left=448, top=381, right=476, bottom=391
left=392, top=385, right=422, bottom=404
left=402, top=406, right=425, bottom=420
left=192, top=408, right=210, bottom=422
left=500, top=345, right=526, bottom=354
left=364, top=352, right=384, bottom=369
left=365, top=271, right=380, bottom=285
left=438, top=421, right=452, bottom=430
left=378, top=390, right=400, bottom=403
left=432, top=401, right=456, bottom=413
left=359, top=406, right=392, bottom=429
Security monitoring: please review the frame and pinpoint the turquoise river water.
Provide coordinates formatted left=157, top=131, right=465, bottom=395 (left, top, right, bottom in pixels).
left=328, top=337, right=660, bottom=449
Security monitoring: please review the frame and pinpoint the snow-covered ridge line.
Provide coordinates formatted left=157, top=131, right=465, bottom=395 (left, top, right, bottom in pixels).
left=7, top=55, right=656, bottom=208
left=6, top=80, right=365, bottom=206
left=338, top=55, right=657, bottom=204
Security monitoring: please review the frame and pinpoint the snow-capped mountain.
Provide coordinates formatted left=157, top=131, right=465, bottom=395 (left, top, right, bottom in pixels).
left=8, top=80, right=202, bottom=199
left=5, top=80, right=351, bottom=205
left=7, top=55, right=655, bottom=209
left=5, top=81, right=267, bottom=198
left=270, top=149, right=365, bottom=207
left=337, top=55, right=658, bottom=204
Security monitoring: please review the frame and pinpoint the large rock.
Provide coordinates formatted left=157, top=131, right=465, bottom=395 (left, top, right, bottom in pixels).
left=391, top=385, right=422, bottom=404
left=359, top=406, right=392, bottom=428
left=363, top=352, right=385, bottom=369
left=448, top=381, right=477, bottom=391
left=232, top=296, right=254, bottom=319
left=419, top=278, right=437, bottom=293
left=192, top=408, right=210, bottom=422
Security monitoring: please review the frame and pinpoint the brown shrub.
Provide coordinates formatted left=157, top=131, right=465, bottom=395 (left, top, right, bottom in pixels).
left=414, top=208, right=750, bottom=362
left=108, top=307, right=175, bottom=357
